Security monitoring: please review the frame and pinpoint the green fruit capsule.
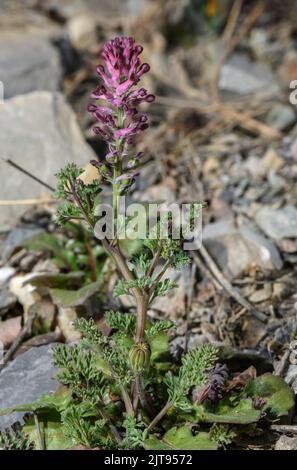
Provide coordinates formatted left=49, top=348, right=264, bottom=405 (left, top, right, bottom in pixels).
left=129, top=342, right=151, bottom=372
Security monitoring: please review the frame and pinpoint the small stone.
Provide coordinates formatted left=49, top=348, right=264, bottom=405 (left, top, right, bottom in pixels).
left=67, top=13, right=98, bottom=51
left=151, top=269, right=186, bottom=320
left=262, top=148, right=284, bottom=172
left=0, top=344, right=59, bottom=430
left=0, top=267, right=16, bottom=287
left=188, top=334, right=209, bottom=350
left=277, top=239, right=297, bottom=253
left=203, top=157, right=220, bottom=175
left=291, top=378, right=297, bottom=395
left=241, top=317, right=267, bottom=349
left=275, top=435, right=297, bottom=451
left=266, top=104, right=296, bottom=131
left=203, top=219, right=283, bottom=278
left=0, top=316, right=22, bottom=348
left=143, top=184, right=176, bottom=204
left=2, top=226, right=44, bottom=261
left=249, top=283, right=272, bottom=303
left=0, top=289, right=17, bottom=315
left=285, top=365, right=297, bottom=386
left=255, top=205, right=297, bottom=240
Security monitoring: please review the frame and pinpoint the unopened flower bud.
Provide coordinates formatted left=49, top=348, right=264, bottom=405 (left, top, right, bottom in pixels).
left=129, top=342, right=151, bottom=372
left=127, top=158, right=139, bottom=169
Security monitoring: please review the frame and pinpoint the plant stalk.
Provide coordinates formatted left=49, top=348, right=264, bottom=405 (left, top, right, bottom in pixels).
left=147, top=401, right=172, bottom=433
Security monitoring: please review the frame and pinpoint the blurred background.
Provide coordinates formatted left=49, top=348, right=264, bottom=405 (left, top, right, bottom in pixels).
left=1, top=1, right=297, bottom=443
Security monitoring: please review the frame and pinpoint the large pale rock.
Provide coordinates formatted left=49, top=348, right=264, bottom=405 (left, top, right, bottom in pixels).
left=203, top=219, right=283, bottom=278
left=219, top=53, right=280, bottom=99
left=0, top=33, right=62, bottom=99
left=275, top=435, right=297, bottom=451
left=255, top=205, right=297, bottom=240
left=0, top=91, right=96, bottom=227
left=39, top=0, right=122, bottom=20
left=0, top=344, right=59, bottom=430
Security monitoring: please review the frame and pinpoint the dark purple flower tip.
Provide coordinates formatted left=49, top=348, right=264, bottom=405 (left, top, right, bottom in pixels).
left=93, top=126, right=110, bottom=140
left=137, top=63, right=150, bottom=77
left=87, top=104, right=96, bottom=112
left=146, top=94, right=155, bottom=103
left=96, top=64, right=105, bottom=76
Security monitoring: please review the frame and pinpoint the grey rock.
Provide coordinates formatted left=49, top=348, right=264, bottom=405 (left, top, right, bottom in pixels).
left=285, top=365, right=297, bottom=386
left=0, top=91, right=96, bottom=227
left=275, top=435, right=297, bottom=451
left=249, top=283, right=272, bottom=303
left=219, top=53, right=280, bottom=98
left=127, top=0, right=149, bottom=14
left=0, top=267, right=16, bottom=287
left=40, top=0, right=122, bottom=20
left=0, top=33, right=62, bottom=99
left=0, top=289, right=17, bottom=315
left=67, top=14, right=98, bottom=51
left=203, top=219, right=283, bottom=278
left=2, top=226, right=44, bottom=261
left=255, top=205, right=297, bottom=240
left=266, top=104, right=297, bottom=131
left=0, top=344, right=59, bottom=430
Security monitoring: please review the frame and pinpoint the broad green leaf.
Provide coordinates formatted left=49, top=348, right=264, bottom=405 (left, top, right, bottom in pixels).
left=145, top=426, right=217, bottom=450
left=150, top=332, right=170, bottom=362
left=244, top=373, right=294, bottom=418
left=193, top=398, right=261, bottom=424
left=23, top=410, right=73, bottom=450
left=50, top=279, right=103, bottom=308
left=22, top=271, right=84, bottom=289
left=0, top=389, right=72, bottom=416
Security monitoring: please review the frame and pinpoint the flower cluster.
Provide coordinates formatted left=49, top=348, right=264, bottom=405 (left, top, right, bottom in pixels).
left=194, top=364, right=229, bottom=404
left=88, top=37, right=155, bottom=193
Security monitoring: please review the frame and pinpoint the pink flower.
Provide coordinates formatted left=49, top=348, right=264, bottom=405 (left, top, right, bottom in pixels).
left=88, top=36, right=155, bottom=192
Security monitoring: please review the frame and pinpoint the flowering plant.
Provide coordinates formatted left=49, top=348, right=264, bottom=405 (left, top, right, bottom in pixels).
left=0, top=37, right=293, bottom=451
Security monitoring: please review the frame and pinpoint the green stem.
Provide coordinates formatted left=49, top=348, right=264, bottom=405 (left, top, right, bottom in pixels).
left=97, top=405, right=122, bottom=444
left=135, top=293, right=148, bottom=343
left=147, top=401, right=172, bottom=433
left=120, top=384, right=134, bottom=416
left=34, top=413, right=44, bottom=450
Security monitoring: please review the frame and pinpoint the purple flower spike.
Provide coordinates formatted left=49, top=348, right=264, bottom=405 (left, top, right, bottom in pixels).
left=88, top=36, right=155, bottom=191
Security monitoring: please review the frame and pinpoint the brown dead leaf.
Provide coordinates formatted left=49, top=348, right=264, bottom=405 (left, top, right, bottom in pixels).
left=225, top=366, right=257, bottom=392
left=78, top=163, right=100, bottom=185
